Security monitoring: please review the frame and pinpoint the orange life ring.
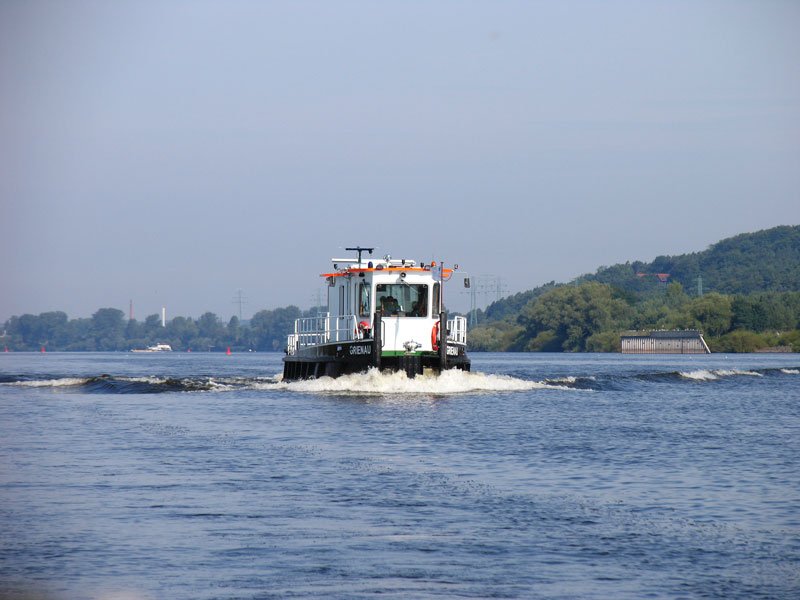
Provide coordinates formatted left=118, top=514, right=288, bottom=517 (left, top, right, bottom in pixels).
left=431, top=321, right=440, bottom=351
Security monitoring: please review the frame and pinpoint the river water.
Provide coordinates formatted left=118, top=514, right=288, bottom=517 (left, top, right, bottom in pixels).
left=1, top=352, right=798, bottom=599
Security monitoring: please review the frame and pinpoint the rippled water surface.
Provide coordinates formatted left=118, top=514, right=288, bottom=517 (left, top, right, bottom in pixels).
left=1, top=352, right=799, bottom=599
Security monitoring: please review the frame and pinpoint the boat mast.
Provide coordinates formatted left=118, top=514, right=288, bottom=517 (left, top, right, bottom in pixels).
left=346, top=246, right=374, bottom=266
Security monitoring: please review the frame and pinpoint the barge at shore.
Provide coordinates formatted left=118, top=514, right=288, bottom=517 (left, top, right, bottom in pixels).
left=620, top=330, right=711, bottom=354
left=283, top=247, right=470, bottom=380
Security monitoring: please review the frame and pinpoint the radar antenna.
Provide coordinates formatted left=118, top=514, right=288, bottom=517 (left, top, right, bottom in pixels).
left=346, top=246, right=375, bottom=265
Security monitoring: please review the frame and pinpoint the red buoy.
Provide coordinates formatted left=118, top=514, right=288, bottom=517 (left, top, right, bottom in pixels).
left=226, top=347, right=232, bottom=355
left=40, top=346, right=46, bottom=353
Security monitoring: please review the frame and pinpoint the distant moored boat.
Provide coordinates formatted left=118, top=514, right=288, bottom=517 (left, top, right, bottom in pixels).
left=131, top=343, right=173, bottom=353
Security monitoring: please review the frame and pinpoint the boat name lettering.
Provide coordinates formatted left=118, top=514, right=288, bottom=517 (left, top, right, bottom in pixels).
left=350, top=345, right=371, bottom=355
left=446, top=346, right=459, bottom=356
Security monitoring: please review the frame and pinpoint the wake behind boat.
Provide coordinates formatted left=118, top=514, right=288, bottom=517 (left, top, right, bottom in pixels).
left=283, top=247, right=470, bottom=380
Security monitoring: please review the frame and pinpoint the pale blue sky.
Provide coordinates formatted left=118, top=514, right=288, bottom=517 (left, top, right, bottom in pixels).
left=2, top=0, right=798, bottom=321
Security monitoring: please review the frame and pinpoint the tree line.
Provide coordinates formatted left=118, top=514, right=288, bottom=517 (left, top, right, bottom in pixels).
left=1, top=306, right=321, bottom=352
left=5, top=284, right=798, bottom=353
left=4, top=226, right=798, bottom=353
left=467, top=225, right=800, bottom=352
left=469, top=283, right=800, bottom=353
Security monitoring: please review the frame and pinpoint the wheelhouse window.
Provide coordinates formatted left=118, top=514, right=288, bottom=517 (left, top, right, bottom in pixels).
left=376, top=284, right=428, bottom=317
left=358, top=282, right=371, bottom=317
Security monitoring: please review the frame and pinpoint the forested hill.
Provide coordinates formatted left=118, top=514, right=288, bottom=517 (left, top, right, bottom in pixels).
left=485, top=225, right=800, bottom=323
left=585, top=225, right=800, bottom=295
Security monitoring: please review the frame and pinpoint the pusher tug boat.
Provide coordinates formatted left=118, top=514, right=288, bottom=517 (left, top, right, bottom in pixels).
left=282, top=247, right=470, bottom=380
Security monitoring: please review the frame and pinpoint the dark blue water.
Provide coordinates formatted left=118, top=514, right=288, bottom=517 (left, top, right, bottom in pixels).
left=1, top=352, right=798, bottom=599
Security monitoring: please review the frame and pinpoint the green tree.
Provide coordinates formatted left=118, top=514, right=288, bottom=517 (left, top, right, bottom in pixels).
left=665, top=282, right=689, bottom=309
left=63, top=318, right=93, bottom=351
left=4, top=312, right=70, bottom=349
left=11, top=314, right=45, bottom=348
left=142, top=314, right=164, bottom=343
left=731, top=296, right=768, bottom=331
left=585, top=330, right=621, bottom=352
left=519, top=282, right=631, bottom=352
left=468, top=322, right=524, bottom=351
left=227, top=316, right=241, bottom=347
left=91, top=308, right=126, bottom=350
left=197, top=312, right=223, bottom=341
left=250, top=306, right=302, bottom=351
left=689, top=293, right=733, bottom=337
left=125, top=318, right=143, bottom=343
left=715, top=330, right=766, bottom=353
left=167, top=316, right=198, bottom=350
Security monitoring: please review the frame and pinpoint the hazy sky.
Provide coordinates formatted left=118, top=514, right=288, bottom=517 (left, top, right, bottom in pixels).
left=2, top=0, right=798, bottom=321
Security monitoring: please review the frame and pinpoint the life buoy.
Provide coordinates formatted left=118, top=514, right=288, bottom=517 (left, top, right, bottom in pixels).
left=431, top=322, right=440, bottom=351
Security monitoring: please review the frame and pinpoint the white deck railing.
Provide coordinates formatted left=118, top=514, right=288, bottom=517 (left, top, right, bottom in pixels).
left=286, top=313, right=359, bottom=355
left=286, top=313, right=467, bottom=355
left=448, top=315, right=467, bottom=345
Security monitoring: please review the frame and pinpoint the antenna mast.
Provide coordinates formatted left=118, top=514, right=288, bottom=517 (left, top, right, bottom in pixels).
left=346, top=246, right=374, bottom=265
left=232, top=289, right=247, bottom=321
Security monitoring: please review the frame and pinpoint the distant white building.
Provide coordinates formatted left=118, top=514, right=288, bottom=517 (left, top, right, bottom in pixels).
left=620, top=330, right=711, bottom=354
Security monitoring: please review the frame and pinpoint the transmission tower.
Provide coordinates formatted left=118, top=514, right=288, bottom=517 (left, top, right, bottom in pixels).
left=232, top=289, right=247, bottom=321
left=493, top=276, right=510, bottom=302
left=309, top=288, right=326, bottom=315
left=460, top=275, right=499, bottom=327
left=460, top=275, right=512, bottom=326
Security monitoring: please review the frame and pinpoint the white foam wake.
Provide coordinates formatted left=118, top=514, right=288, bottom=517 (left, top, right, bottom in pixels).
left=780, top=368, right=799, bottom=375
left=3, top=377, right=89, bottom=388
left=546, top=375, right=596, bottom=384
left=276, top=368, right=568, bottom=395
left=679, top=369, right=762, bottom=381
left=120, top=376, right=168, bottom=384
